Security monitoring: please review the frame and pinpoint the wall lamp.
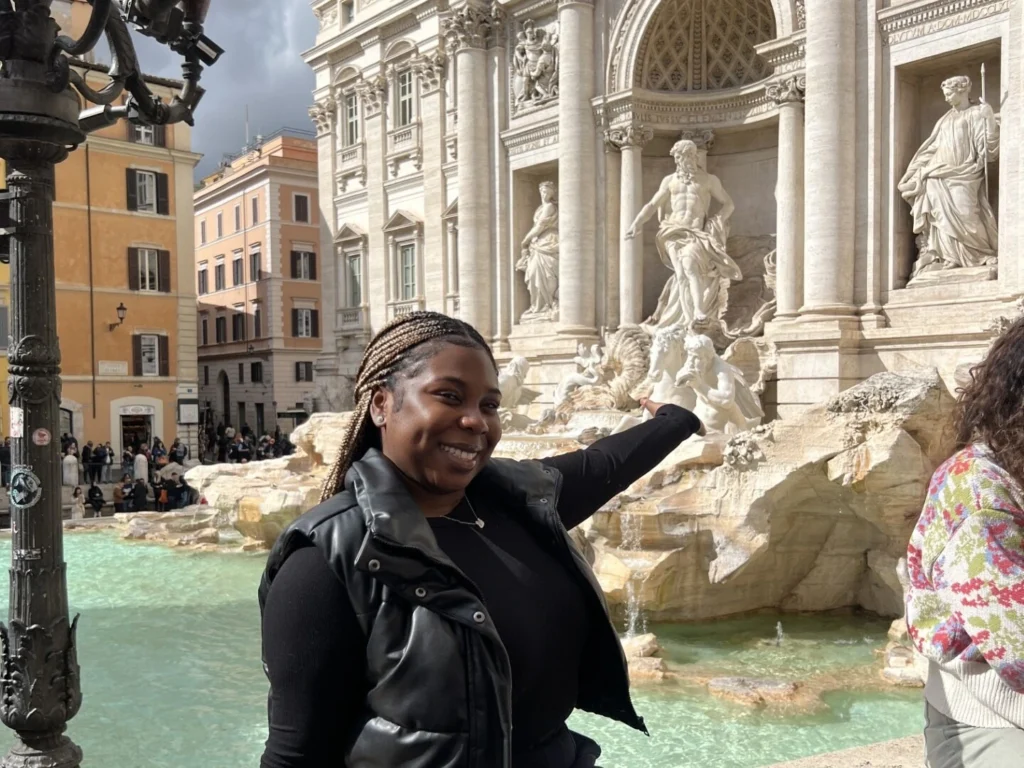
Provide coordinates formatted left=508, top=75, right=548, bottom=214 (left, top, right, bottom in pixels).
left=109, top=302, right=128, bottom=331
left=247, top=344, right=255, bottom=353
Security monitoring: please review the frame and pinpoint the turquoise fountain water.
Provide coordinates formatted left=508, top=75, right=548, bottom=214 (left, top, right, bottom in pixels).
left=0, top=533, right=923, bottom=767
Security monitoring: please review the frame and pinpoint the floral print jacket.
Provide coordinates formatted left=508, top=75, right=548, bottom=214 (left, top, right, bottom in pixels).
left=906, top=443, right=1024, bottom=694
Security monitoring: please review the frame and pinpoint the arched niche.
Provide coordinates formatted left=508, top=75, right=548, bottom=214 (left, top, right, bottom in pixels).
left=608, top=0, right=794, bottom=94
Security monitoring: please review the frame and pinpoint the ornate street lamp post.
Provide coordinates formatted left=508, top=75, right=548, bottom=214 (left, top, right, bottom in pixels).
left=0, top=2, right=221, bottom=765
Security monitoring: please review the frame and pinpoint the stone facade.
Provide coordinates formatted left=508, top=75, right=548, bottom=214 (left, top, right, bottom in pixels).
left=306, top=0, right=1024, bottom=413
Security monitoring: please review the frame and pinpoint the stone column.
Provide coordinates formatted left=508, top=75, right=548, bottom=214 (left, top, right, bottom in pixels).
left=412, top=51, right=448, bottom=312
left=608, top=121, right=653, bottom=326
left=557, top=0, right=597, bottom=334
left=767, top=76, right=806, bottom=319
left=446, top=221, right=459, bottom=311
left=490, top=10, right=511, bottom=350
left=603, top=138, right=621, bottom=330
left=802, top=0, right=856, bottom=315
left=444, top=3, right=496, bottom=338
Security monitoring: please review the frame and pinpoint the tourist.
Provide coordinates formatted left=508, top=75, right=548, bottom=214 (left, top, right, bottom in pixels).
left=61, top=447, right=79, bottom=488
left=133, top=448, right=149, bottom=485
left=0, top=437, right=10, bottom=489
left=102, top=441, right=114, bottom=483
left=905, top=316, right=1024, bottom=767
left=70, top=486, right=85, bottom=521
left=113, top=474, right=131, bottom=513
left=130, top=478, right=148, bottom=512
left=86, top=483, right=104, bottom=517
left=258, top=311, right=705, bottom=768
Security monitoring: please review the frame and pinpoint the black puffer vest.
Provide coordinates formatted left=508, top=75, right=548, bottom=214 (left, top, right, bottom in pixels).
left=258, top=449, right=646, bottom=767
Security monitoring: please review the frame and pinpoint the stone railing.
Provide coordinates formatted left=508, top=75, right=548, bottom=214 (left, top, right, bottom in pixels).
left=387, top=122, right=420, bottom=155
left=337, top=305, right=367, bottom=333
left=389, top=298, right=423, bottom=319
left=338, top=142, right=364, bottom=171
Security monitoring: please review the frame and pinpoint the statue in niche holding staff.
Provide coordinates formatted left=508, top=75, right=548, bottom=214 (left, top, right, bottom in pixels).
left=517, top=181, right=560, bottom=320
left=512, top=19, right=559, bottom=109
left=899, top=73, right=1000, bottom=280
left=625, top=139, right=742, bottom=335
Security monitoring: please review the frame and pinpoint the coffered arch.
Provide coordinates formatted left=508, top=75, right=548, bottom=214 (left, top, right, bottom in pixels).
left=607, top=0, right=796, bottom=94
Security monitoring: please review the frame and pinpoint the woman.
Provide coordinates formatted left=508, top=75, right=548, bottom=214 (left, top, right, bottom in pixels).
left=130, top=478, right=148, bottom=512
left=259, top=311, right=704, bottom=768
left=70, top=486, right=85, bottom=520
left=86, top=483, right=105, bottom=517
left=906, top=317, right=1024, bottom=767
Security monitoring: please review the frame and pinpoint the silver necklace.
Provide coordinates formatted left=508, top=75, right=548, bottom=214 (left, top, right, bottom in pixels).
left=443, top=496, right=485, bottom=529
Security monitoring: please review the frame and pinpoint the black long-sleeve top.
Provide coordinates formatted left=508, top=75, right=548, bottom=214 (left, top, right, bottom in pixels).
left=260, top=405, right=702, bottom=768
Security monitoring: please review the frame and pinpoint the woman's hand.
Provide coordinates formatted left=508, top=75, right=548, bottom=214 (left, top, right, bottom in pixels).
left=641, top=398, right=706, bottom=436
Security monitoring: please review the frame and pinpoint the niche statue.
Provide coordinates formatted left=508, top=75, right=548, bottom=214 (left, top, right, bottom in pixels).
left=517, top=181, right=559, bottom=321
left=898, top=74, right=1000, bottom=279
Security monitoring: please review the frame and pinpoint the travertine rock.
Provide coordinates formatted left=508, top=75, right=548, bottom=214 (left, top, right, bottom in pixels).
left=586, top=368, right=954, bottom=622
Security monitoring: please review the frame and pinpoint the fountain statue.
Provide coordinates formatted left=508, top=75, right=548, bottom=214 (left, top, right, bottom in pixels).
left=676, top=334, right=764, bottom=435
left=553, top=343, right=603, bottom=408
left=517, top=181, right=560, bottom=321
left=498, top=356, right=532, bottom=409
left=625, top=138, right=742, bottom=336
left=898, top=74, right=1000, bottom=280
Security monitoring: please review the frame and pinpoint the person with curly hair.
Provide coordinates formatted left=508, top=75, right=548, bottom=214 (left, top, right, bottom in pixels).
left=258, top=311, right=704, bottom=768
left=905, top=316, right=1024, bottom=767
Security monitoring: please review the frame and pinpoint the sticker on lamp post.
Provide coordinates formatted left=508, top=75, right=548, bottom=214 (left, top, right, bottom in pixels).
left=32, top=428, right=51, bottom=446
left=9, top=407, right=23, bottom=439
left=9, top=468, right=42, bottom=509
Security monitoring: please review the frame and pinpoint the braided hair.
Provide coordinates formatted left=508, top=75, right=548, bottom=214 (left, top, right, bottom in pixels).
left=320, top=311, right=496, bottom=501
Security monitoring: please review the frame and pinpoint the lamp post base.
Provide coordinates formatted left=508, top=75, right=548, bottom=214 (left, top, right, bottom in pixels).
left=0, top=733, right=82, bottom=768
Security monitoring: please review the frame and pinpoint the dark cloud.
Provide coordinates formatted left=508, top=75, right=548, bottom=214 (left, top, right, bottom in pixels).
left=130, top=0, right=318, bottom=178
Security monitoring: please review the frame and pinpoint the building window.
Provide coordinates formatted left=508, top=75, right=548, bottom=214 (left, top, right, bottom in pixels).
left=255, top=403, right=265, bottom=436
left=341, top=0, right=354, bottom=23
left=251, top=362, right=263, bottom=383
left=344, top=94, right=359, bottom=146
left=294, top=194, right=310, bottom=223
left=397, top=70, right=414, bottom=127
left=238, top=362, right=244, bottom=384
left=232, top=312, right=245, bottom=341
left=138, top=248, right=159, bottom=292
left=126, top=169, right=168, bottom=214
left=253, top=306, right=262, bottom=338
left=232, top=255, right=244, bottom=286
left=249, top=248, right=261, bottom=282
left=198, top=266, right=208, bottom=295
left=128, top=248, right=169, bottom=292
left=216, top=212, right=223, bottom=238
left=201, top=317, right=208, bottom=346
left=200, top=220, right=206, bottom=244
left=134, top=124, right=155, bottom=145
left=215, top=316, right=227, bottom=343
left=400, top=243, right=416, bottom=300
left=203, top=365, right=209, bottom=386
left=348, top=252, right=362, bottom=307
left=290, top=250, right=317, bottom=280
left=234, top=205, right=241, bottom=232
left=133, top=334, right=167, bottom=377
left=214, top=262, right=225, bottom=291
left=135, top=171, right=156, bottom=213
left=251, top=196, right=259, bottom=224
left=292, top=308, right=319, bottom=338
left=238, top=402, right=247, bottom=430
left=295, top=362, right=314, bottom=382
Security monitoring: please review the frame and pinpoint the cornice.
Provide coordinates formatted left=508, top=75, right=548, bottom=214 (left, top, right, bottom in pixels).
left=85, top=135, right=203, bottom=165
left=878, top=0, right=1009, bottom=46
left=601, top=83, right=776, bottom=131
left=303, top=0, right=447, bottom=65
left=500, top=118, right=559, bottom=156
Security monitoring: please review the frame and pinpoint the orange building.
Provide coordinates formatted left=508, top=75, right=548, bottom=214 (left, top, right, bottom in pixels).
left=39, top=1, right=203, bottom=454
left=194, top=130, right=322, bottom=436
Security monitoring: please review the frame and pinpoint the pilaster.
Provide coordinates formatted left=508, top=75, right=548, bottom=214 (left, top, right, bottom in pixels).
left=607, top=119, right=653, bottom=327
left=767, top=75, right=805, bottom=320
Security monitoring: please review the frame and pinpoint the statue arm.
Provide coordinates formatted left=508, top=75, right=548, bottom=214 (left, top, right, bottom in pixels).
left=705, top=369, right=736, bottom=408
left=976, top=102, right=1000, bottom=161
left=708, top=175, right=735, bottom=221
left=625, top=179, right=670, bottom=239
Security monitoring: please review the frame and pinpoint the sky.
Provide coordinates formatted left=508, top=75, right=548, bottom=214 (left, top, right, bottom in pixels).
left=131, top=0, right=319, bottom=178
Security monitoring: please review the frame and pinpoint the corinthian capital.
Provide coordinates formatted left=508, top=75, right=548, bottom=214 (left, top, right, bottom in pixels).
left=411, top=50, right=447, bottom=95
left=605, top=120, right=653, bottom=149
left=767, top=75, right=806, bottom=106
left=309, top=97, right=336, bottom=136
left=355, top=74, right=387, bottom=118
left=443, top=4, right=496, bottom=52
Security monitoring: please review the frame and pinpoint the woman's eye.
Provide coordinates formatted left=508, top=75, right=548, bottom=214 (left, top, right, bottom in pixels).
left=438, top=391, right=461, bottom=403
left=482, top=401, right=500, bottom=412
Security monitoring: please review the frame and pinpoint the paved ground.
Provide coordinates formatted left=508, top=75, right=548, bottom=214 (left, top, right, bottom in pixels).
left=765, top=736, right=924, bottom=767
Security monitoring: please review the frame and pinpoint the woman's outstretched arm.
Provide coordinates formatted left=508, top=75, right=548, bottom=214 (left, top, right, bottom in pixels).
left=261, top=546, right=364, bottom=767
left=540, top=403, right=703, bottom=530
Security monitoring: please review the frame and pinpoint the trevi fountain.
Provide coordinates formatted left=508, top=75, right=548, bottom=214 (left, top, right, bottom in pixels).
left=8, top=0, right=1024, bottom=766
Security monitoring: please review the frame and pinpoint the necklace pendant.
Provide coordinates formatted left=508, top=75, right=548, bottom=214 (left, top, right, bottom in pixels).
left=475, top=519, right=486, bottom=529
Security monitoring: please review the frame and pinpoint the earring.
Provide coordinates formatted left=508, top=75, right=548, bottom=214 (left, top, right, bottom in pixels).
left=375, top=416, right=384, bottom=425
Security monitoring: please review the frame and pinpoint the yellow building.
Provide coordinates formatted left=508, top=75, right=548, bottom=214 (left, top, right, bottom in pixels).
left=2, top=0, right=203, bottom=454
left=194, top=131, right=323, bottom=435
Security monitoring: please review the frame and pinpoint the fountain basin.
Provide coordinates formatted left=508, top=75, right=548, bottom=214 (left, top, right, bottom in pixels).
left=0, top=533, right=922, bottom=768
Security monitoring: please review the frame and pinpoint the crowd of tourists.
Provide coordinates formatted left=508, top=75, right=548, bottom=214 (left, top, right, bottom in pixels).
left=202, top=422, right=295, bottom=465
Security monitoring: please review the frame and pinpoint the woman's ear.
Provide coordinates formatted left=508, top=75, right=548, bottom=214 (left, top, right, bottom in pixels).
left=369, top=388, right=389, bottom=427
